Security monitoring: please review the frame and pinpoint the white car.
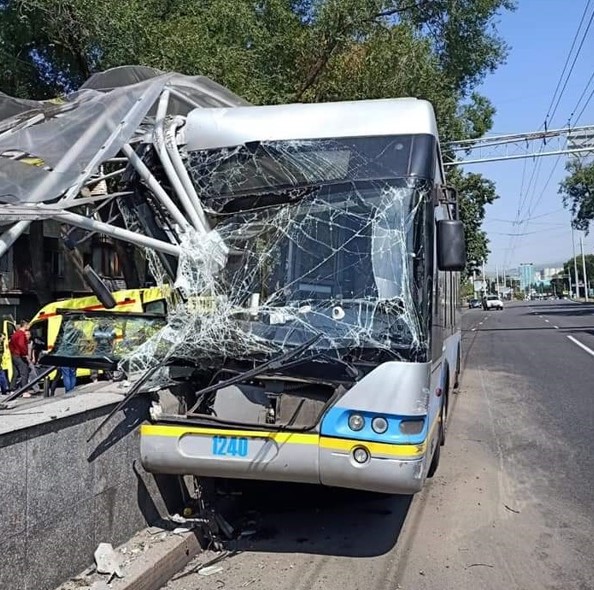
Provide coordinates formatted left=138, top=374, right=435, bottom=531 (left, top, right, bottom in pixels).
left=483, top=295, right=504, bottom=310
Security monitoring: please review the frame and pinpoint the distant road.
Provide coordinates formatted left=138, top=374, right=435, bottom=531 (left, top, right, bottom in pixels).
left=162, top=300, right=594, bottom=590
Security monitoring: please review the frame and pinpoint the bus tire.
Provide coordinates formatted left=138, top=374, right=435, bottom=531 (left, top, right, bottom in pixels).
left=427, top=423, right=442, bottom=478
left=453, top=347, right=461, bottom=389
left=439, top=399, right=447, bottom=446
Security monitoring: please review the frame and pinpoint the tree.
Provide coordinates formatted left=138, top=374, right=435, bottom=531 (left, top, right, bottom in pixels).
left=550, top=273, right=568, bottom=295
left=564, top=254, right=594, bottom=285
left=447, top=168, right=499, bottom=277
left=1, top=1, right=513, bottom=125
left=0, top=0, right=515, bottom=284
left=559, top=159, right=594, bottom=232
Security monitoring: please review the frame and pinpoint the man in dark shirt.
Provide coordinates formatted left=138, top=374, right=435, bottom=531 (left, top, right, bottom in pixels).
left=9, top=320, right=30, bottom=391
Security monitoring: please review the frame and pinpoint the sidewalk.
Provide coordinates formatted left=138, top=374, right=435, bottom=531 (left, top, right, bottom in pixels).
left=0, top=379, right=129, bottom=417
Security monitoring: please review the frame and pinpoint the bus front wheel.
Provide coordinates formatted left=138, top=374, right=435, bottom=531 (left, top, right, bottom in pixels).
left=427, top=410, right=444, bottom=478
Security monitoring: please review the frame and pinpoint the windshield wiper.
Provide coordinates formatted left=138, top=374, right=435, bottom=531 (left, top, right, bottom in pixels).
left=87, top=363, right=162, bottom=442
left=186, top=333, right=322, bottom=413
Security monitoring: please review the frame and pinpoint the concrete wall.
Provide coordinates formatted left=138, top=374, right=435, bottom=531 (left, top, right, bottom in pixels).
left=0, top=392, right=185, bottom=590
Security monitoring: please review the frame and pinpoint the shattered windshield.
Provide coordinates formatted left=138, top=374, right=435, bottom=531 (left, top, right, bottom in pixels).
left=123, top=135, right=435, bottom=374
left=215, top=180, right=427, bottom=349
left=42, top=311, right=167, bottom=369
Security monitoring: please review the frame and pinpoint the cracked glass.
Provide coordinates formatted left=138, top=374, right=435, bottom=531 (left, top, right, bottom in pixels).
left=122, top=135, right=435, bottom=376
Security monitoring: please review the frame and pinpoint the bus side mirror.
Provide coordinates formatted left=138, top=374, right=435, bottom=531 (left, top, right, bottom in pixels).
left=82, top=265, right=117, bottom=309
left=437, top=220, right=466, bottom=271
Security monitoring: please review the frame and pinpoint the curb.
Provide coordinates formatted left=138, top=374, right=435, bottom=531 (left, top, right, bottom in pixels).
left=56, top=529, right=202, bottom=590
left=91, top=531, right=201, bottom=590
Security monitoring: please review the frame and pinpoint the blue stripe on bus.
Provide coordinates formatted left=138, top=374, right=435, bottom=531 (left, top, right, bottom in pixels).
left=320, top=407, right=428, bottom=445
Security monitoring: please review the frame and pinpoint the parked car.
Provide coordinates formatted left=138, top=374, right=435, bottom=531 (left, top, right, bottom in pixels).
left=468, top=298, right=481, bottom=309
left=483, top=294, right=504, bottom=310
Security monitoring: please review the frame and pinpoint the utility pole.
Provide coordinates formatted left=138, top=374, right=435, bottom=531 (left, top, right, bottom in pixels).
left=572, top=227, right=580, bottom=298
left=482, top=260, right=486, bottom=294
left=581, top=235, right=589, bottom=302
left=495, top=265, right=500, bottom=296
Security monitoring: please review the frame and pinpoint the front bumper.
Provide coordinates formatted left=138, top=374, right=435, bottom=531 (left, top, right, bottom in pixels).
left=140, top=423, right=427, bottom=495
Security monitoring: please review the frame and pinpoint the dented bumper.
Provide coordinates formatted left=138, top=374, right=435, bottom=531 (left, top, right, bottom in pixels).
left=140, top=423, right=428, bottom=495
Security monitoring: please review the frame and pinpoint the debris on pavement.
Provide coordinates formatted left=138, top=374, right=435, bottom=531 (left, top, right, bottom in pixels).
left=198, top=565, right=225, bottom=576
left=94, top=543, right=124, bottom=580
left=172, top=527, right=194, bottom=535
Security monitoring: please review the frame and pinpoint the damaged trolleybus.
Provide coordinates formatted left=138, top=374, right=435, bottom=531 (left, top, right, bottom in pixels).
left=136, top=98, right=466, bottom=495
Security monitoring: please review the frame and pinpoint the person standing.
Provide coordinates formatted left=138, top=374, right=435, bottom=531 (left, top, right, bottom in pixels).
left=49, top=365, right=77, bottom=395
left=9, top=320, right=30, bottom=392
left=23, top=329, right=42, bottom=397
left=0, top=334, right=9, bottom=395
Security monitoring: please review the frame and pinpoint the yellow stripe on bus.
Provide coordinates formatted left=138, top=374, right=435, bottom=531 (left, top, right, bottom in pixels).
left=319, top=437, right=426, bottom=457
left=140, top=424, right=318, bottom=445
left=140, top=423, right=432, bottom=457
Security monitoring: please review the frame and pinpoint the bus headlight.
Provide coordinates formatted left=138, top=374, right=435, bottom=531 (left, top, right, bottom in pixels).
left=348, top=413, right=365, bottom=431
left=371, top=416, right=388, bottom=434
left=353, top=447, right=370, bottom=464
left=399, top=419, right=425, bottom=435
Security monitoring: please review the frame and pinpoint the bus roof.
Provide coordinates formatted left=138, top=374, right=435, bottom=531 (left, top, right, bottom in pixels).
left=184, top=98, right=439, bottom=151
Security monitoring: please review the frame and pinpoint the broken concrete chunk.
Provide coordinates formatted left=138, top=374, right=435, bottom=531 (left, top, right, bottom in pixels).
left=94, top=543, right=124, bottom=579
left=198, top=565, right=224, bottom=576
left=172, top=527, right=193, bottom=535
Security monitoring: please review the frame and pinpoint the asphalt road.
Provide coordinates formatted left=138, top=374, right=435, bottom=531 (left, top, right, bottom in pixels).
left=162, top=300, right=594, bottom=590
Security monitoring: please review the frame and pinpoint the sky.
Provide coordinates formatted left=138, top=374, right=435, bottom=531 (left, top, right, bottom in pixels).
left=466, top=0, right=594, bottom=274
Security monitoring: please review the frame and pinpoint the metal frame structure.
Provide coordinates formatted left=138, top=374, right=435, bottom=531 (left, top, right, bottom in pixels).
left=445, top=124, right=594, bottom=166
left=0, top=67, right=247, bottom=265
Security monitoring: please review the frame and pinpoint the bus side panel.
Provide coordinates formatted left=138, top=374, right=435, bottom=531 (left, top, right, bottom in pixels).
left=319, top=360, right=438, bottom=494
left=324, top=361, right=431, bottom=416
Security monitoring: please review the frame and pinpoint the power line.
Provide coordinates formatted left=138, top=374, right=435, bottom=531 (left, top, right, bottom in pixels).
left=526, top=156, right=563, bottom=219
left=569, top=70, right=594, bottom=121
left=575, top=83, right=594, bottom=123
left=547, top=1, right=594, bottom=125
left=488, top=209, right=565, bottom=223
left=491, top=227, right=566, bottom=236
left=487, top=220, right=565, bottom=227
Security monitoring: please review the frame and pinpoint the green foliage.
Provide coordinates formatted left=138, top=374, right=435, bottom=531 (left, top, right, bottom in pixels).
left=0, top=0, right=514, bottom=280
left=1, top=1, right=513, bottom=128
left=559, top=159, right=594, bottom=233
left=564, top=254, right=594, bottom=284
left=448, top=168, right=499, bottom=276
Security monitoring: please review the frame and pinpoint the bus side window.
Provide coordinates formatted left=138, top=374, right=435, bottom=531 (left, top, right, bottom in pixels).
left=144, top=300, right=166, bottom=315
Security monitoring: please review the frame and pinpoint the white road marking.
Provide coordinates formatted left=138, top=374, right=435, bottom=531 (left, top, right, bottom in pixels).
left=567, top=335, right=594, bottom=358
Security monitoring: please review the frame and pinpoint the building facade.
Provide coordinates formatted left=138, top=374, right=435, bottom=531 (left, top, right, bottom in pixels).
left=0, top=220, right=128, bottom=321
left=520, top=263, right=535, bottom=292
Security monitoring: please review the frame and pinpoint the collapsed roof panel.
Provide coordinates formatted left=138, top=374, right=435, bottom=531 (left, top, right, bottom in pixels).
left=0, top=70, right=439, bottom=389
left=0, top=66, right=248, bottom=261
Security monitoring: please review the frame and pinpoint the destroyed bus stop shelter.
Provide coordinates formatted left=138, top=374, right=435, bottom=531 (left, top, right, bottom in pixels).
left=0, top=67, right=440, bottom=391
